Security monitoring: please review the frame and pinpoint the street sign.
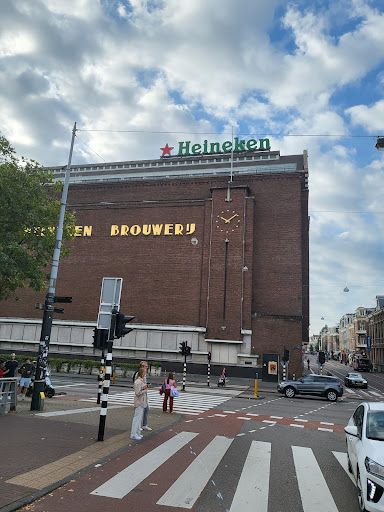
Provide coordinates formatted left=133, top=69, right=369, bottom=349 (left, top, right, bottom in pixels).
left=97, top=278, right=122, bottom=330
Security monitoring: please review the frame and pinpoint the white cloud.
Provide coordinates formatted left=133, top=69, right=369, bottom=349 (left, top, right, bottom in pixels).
left=1, top=0, right=384, bottom=336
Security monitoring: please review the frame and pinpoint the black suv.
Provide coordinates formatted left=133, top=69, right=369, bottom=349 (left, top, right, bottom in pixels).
left=277, top=374, right=344, bottom=402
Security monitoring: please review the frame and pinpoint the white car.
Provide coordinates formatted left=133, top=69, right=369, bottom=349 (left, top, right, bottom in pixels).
left=345, top=402, right=384, bottom=511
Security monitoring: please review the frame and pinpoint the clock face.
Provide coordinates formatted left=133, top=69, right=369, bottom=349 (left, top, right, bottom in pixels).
left=215, top=209, right=241, bottom=233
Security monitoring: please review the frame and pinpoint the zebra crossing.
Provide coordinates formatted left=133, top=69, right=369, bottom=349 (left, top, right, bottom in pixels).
left=80, top=389, right=233, bottom=415
left=343, top=387, right=384, bottom=398
left=89, top=431, right=355, bottom=511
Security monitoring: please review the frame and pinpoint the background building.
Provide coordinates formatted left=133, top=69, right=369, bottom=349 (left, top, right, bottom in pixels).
left=0, top=144, right=309, bottom=378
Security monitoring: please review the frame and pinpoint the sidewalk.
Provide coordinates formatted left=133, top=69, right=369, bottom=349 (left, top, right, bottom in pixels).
left=0, top=395, right=180, bottom=512
left=0, top=374, right=271, bottom=512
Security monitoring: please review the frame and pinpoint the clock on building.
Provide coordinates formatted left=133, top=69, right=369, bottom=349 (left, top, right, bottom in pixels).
left=215, top=209, right=241, bottom=233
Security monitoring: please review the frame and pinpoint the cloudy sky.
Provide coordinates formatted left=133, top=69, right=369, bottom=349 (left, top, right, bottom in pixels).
left=1, top=0, right=384, bottom=336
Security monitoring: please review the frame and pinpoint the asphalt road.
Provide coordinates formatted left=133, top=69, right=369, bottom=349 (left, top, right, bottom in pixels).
left=21, top=369, right=373, bottom=511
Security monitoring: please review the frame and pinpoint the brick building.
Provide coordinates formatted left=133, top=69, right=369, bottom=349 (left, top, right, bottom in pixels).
left=0, top=142, right=309, bottom=378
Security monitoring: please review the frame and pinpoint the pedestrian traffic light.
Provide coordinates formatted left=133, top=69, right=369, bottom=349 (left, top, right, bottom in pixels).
left=114, top=312, right=135, bottom=339
left=185, top=345, right=191, bottom=357
left=179, top=341, right=186, bottom=355
left=319, top=351, right=326, bottom=365
left=208, top=352, right=211, bottom=362
left=93, top=328, right=108, bottom=350
left=283, top=348, right=290, bottom=362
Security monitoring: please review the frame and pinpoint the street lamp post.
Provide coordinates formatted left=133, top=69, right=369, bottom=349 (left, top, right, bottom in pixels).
left=31, top=123, right=77, bottom=411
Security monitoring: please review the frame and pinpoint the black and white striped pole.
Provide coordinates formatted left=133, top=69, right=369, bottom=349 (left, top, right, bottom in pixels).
left=182, top=357, right=186, bottom=391
left=96, top=348, right=105, bottom=405
left=98, top=313, right=116, bottom=442
left=207, top=351, right=211, bottom=387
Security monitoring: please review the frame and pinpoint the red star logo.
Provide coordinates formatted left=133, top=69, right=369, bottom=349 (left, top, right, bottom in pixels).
left=160, top=143, right=174, bottom=157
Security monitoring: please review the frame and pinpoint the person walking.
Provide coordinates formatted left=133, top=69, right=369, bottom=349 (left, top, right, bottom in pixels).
left=0, top=359, right=6, bottom=378
left=3, top=353, right=18, bottom=379
left=131, top=367, right=148, bottom=440
left=17, top=358, right=34, bottom=400
left=162, top=372, right=176, bottom=413
left=133, top=361, right=152, bottom=432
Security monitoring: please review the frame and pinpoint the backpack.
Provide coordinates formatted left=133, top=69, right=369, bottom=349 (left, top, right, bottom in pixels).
left=132, top=371, right=138, bottom=383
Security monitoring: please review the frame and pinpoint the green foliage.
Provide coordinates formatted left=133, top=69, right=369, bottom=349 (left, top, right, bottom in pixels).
left=0, top=354, right=161, bottom=376
left=0, top=133, right=76, bottom=300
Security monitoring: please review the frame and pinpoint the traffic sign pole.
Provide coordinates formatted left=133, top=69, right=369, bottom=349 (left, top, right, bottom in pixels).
left=98, top=312, right=116, bottom=442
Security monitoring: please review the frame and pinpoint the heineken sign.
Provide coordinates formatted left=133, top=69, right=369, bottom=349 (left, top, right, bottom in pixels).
left=160, top=137, right=270, bottom=157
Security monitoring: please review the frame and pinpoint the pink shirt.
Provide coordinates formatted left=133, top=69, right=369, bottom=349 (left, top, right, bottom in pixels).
left=164, top=379, right=176, bottom=390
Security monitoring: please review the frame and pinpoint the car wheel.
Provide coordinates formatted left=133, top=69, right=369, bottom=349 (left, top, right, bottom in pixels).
left=284, top=386, right=296, bottom=398
left=357, top=470, right=367, bottom=512
left=326, top=389, right=338, bottom=402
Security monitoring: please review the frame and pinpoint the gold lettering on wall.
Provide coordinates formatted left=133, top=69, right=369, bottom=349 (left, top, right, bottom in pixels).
left=91, top=224, right=197, bottom=237
left=75, top=226, right=92, bottom=237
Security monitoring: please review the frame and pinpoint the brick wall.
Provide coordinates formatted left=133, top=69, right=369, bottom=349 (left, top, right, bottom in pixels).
left=0, top=169, right=309, bottom=369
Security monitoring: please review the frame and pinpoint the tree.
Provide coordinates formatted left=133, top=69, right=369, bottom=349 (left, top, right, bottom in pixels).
left=0, top=134, right=75, bottom=300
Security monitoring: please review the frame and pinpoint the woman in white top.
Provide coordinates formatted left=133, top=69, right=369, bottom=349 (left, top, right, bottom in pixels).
left=131, top=367, right=148, bottom=440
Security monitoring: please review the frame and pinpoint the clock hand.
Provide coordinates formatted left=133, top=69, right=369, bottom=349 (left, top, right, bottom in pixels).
left=227, top=214, right=239, bottom=222
left=220, top=217, right=230, bottom=223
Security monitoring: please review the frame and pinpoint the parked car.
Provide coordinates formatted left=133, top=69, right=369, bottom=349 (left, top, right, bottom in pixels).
left=277, top=374, right=343, bottom=402
left=353, top=356, right=372, bottom=372
left=345, top=372, right=368, bottom=389
left=345, top=402, right=384, bottom=511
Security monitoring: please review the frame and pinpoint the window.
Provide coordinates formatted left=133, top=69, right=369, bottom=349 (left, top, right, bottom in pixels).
left=353, top=405, right=365, bottom=437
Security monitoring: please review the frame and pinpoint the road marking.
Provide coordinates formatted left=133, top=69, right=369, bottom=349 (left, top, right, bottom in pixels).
left=270, top=416, right=283, bottom=419
left=82, top=390, right=232, bottom=415
left=292, top=446, right=338, bottom=512
left=332, top=451, right=355, bottom=483
left=262, top=420, right=276, bottom=424
left=36, top=405, right=125, bottom=417
left=157, top=436, right=233, bottom=509
left=229, top=441, right=271, bottom=512
left=54, top=383, right=88, bottom=388
left=91, top=432, right=198, bottom=499
left=238, top=417, right=251, bottom=420
left=295, top=419, right=308, bottom=422
left=320, top=422, right=334, bottom=425
left=290, top=424, right=304, bottom=428
left=246, top=413, right=259, bottom=417
left=368, top=391, right=381, bottom=396
left=318, top=427, right=333, bottom=432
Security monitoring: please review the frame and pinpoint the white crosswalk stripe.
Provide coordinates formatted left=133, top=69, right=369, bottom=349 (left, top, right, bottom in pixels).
left=229, top=441, right=271, bottom=512
left=90, top=432, right=354, bottom=510
left=344, top=388, right=384, bottom=398
left=293, top=446, right=338, bottom=512
left=157, top=436, right=233, bottom=509
left=81, top=389, right=232, bottom=415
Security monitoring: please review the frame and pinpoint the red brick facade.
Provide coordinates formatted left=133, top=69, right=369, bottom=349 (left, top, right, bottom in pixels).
left=1, top=151, right=309, bottom=376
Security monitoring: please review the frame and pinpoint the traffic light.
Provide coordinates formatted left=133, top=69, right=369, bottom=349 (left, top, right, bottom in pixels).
left=319, top=351, right=326, bottom=365
left=179, top=341, right=186, bottom=355
left=283, top=348, right=290, bottom=363
left=185, top=345, right=191, bottom=357
left=93, top=328, right=108, bottom=350
left=208, top=352, right=211, bottom=362
left=114, top=312, right=135, bottom=339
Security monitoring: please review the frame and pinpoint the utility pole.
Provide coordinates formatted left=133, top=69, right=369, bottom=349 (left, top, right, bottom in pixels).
left=31, top=123, right=77, bottom=411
